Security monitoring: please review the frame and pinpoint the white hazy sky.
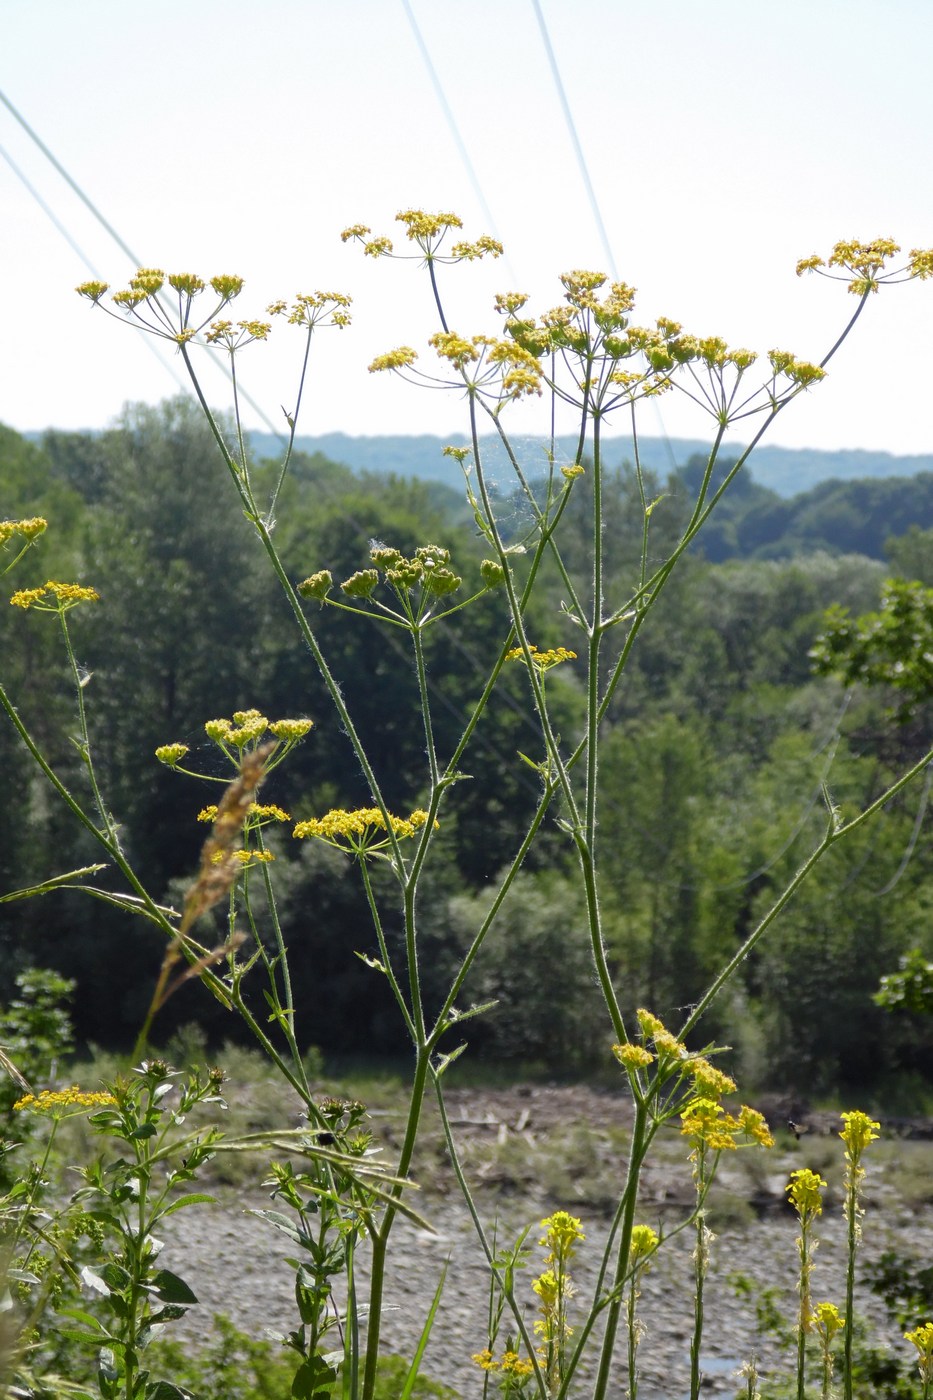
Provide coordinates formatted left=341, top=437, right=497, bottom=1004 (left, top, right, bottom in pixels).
left=3, top=0, right=933, bottom=456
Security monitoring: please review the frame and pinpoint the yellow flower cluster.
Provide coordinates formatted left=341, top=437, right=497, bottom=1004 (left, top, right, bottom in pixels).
left=368, top=346, right=418, bottom=373
left=205, top=319, right=272, bottom=350
left=540, top=1210, right=585, bottom=1261
left=231, top=848, right=275, bottom=864
left=839, top=1109, right=880, bottom=1162
left=345, top=211, right=499, bottom=267
left=506, top=644, right=577, bottom=671
left=79, top=270, right=245, bottom=308
left=680, top=1098, right=773, bottom=1153
left=268, top=291, right=352, bottom=331
left=628, top=1223, right=659, bottom=1264
left=767, top=349, right=826, bottom=386
left=155, top=743, right=189, bottom=767
left=812, top=1301, right=846, bottom=1339
left=205, top=711, right=313, bottom=749
left=10, top=580, right=99, bottom=610
left=0, top=517, right=47, bottom=543
left=471, top=1348, right=534, bottom=1377
left=905, top=1321, right=933, bottom=1385
left=796, top=237, right=933, bottom=295
left=14, top=1087, right=116, bottom=1114
left=293, top=806, right=434, bottom=849
left=198, top=802, right=290, bottom=824
left=786, top=1167, right=827, bottom=1218
left=269, top=719, right=314, bottom=741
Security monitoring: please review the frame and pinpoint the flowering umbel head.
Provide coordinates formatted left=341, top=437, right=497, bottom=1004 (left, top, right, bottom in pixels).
left=796, top=237, right=933, bottom=295
left=293, top=806, right=435, bottom=858
left=10, top=580, right=99, bottom=611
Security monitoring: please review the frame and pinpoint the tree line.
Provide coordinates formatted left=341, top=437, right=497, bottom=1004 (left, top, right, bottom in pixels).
left=1, top=399, right=931, bottom=1097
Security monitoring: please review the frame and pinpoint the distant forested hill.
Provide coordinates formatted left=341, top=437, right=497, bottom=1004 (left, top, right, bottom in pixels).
left=250, top=430, right=933, bottom=498
left=671, top=456, right=933, bottom=563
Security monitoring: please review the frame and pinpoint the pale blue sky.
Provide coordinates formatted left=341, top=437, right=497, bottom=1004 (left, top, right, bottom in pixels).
left=3, top=0, right=933, bottom=455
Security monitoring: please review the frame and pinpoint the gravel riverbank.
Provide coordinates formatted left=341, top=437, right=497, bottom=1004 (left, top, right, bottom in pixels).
left=160, top=1085, right=933, bottom=1398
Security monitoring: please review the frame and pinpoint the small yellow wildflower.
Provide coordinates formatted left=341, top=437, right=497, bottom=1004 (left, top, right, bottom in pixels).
left=905, top=1322, right=933, bottom=1386
left=561, top=464, right=585, bottom=480
left=540, top=1211, right=585, bottom=1260
left=396, top=209, right=463, bottom=240
left=297, top=571, right=333, bottom=600
left=368, top=347, right=419, bottom=374
left=612, top=1042, right=655, bottom=1069
left=341, top=568, right=381, bottom=598
left=205, top=710, right=269, bottom=747
left=76, top=280, right=109, bottom=302
left=689, top=1057, right=737, bottom=1099
left=168, top=272, right=205, bottom=296
left=636, top=1009, right=665, bottom=1038
left=787, top=1168, right=827, bottom=1218
left=293, top=806, right=437, bottom=855
left=268, top=719, right=313, bottom=741
left=652, top=1029, right=688, bottom=1059
left=11, top=581, right=99, bottom=610
left=0, top=517, right=47, bottom=543
left=210, top=274, right=244, bottom=299
left=471, top=1349, right=499, bottom=1372
left=628, top=1224, right=659, bottom=1263
left=909, top=248, right=933, bottom=280
left=506, top=644, right=577, bottom=671
left=840, top=1110, right=880, bottom=1159
left=812, top=1301, right=845, bottom=1338
left=155, top=743, right=189, bottom=767
left=796, top=254, right=825, bottom=276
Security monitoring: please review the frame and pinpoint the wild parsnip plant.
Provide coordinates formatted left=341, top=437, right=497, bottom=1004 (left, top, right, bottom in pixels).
left=1, top=220, right=933, bottom=1398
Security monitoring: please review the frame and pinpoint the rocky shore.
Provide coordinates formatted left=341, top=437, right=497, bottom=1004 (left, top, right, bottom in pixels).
left=162, top=1085, right=933, bottom=1397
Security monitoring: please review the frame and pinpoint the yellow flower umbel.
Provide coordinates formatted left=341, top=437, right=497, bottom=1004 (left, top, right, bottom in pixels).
left=506, top=644, right=577, bottom=672
left=293, top=806, right=435, bottom=858
left=198, top=711, right=314, bottom=776
left=1, top=517, right=48, bottom=579
left=10, top=580, right=99, bottom=612
left=795, top=236, right=932, bottom=295
left=14, top=1087, right=116, bottom=1116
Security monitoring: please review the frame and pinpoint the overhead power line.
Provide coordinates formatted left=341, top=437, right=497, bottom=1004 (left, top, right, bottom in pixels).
left=529, top=0, right=617, bottom=281
left=400, top=0, right=519, bottom=285
left=0, top=87, right=284, bottom=440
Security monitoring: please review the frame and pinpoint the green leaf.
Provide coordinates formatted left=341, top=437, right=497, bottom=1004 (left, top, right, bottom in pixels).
left=290, top=1354, right=338, bottom=1398
left=60, top=1306, right=110, bottom=1332
left=150, top=1269, right=198, bottom=1305
left=79, top=1265, right=111, bottom=1296
left=399, top=1262, right=447, bottom=1400
left=99, top=1263, right=131, bottom=1293
left=249, top=1208, right=304, bottom=1244
left=157, top=1192, right=217, bottom=1217
left=0, top=865, right=108, bottom=901
left=145, top=1384, right=195, bottom=1400
left=355, top=951, right=387, bottom=974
